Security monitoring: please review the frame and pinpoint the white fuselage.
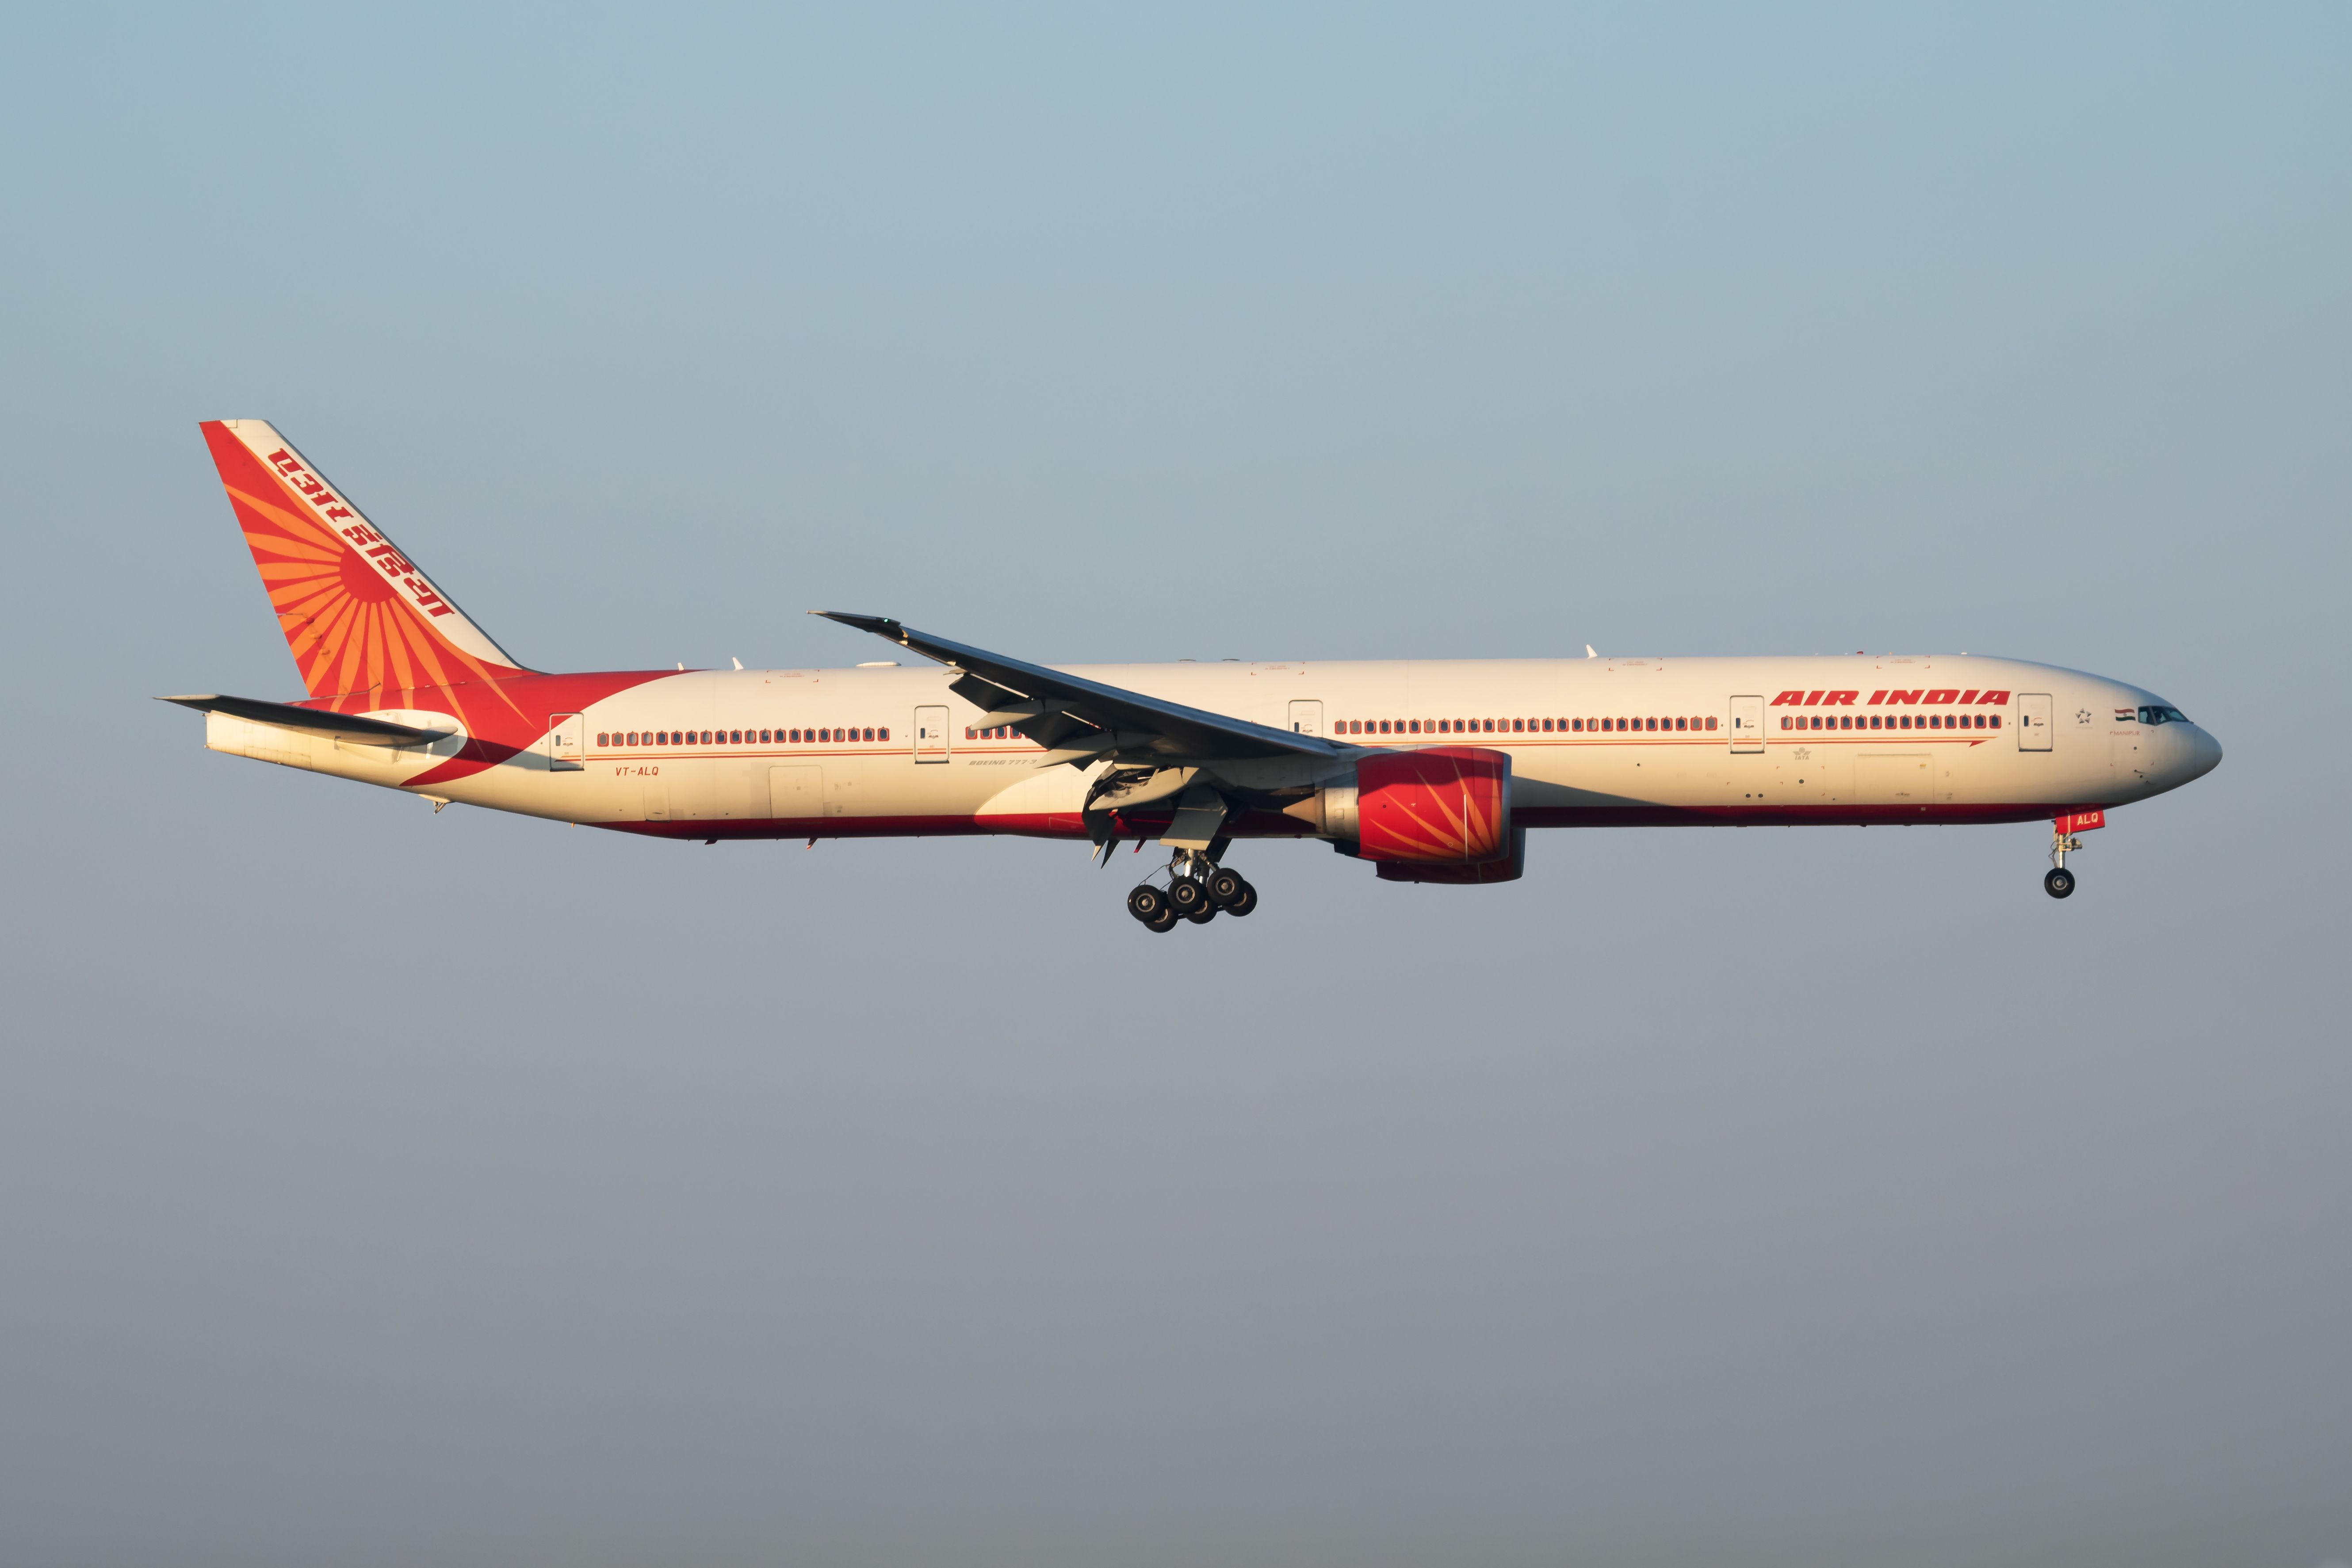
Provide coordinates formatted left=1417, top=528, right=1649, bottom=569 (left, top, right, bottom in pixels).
left=204, top=652, right=2221, bottom=839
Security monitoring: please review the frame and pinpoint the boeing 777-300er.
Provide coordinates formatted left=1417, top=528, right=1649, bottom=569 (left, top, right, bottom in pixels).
left=165, top=421, right=2222, bottom=928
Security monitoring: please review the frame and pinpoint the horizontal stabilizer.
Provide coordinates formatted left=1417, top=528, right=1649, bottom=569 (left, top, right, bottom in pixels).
left=158, top=694, right=451, bottom=747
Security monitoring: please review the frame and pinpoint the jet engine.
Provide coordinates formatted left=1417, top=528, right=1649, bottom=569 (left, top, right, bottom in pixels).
left=1283, top=746, right=1518, bottom=881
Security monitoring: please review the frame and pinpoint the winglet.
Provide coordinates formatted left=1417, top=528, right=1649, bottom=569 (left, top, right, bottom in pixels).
left=812, top=611, right=908, bottom=643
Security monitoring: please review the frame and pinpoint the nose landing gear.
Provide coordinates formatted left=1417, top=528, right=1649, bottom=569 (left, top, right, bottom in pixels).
left=1127, top=848, right=1257, bottom=932
left=2044, top=810, right=2103, bottom=899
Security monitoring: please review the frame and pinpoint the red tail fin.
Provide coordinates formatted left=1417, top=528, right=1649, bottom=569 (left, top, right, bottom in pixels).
left=200, top=420, right=527, bottom=699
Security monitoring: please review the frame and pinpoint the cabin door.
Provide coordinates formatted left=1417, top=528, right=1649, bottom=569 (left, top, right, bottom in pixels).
left=1728, top=696, right=1765, bottom=753
left=547, top=713, right=585, bottom=770
left=2017, top=693, right=2054, bottom=751
left=914, top=705, right=951, bottom=762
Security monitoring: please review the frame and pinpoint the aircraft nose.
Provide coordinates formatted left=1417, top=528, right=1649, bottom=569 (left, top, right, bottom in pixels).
left=2183, top=724, right=2222, bottom=782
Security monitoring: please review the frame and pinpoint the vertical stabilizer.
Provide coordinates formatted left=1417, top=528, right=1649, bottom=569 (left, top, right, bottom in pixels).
left=199, top=420, right=527, bottom=699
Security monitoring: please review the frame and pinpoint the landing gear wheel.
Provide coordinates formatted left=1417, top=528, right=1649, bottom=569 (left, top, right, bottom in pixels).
left=1127, top=884, right=1169, bottom=923
left=1205, top=867, right=1247, bottom=907
left=2044, top=867, right=2076, bottom=899
left=1184, top=903, right=1219, bottom=924
left=1145, top=905, right=1180, bottom=933
left=1168, top=878, right=1209, bottom=915
left=1224, top=880, right=1258, bottom=917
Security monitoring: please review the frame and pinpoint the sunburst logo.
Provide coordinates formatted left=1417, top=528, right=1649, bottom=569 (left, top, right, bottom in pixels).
left=1359, top=749, right=1509, bottom=863
left=202, top=421, right=529, bottom=723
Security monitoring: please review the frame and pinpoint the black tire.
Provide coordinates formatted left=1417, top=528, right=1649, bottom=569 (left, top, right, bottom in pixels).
left=1225, top=880, right=1258, bottom=917
left=1168, top=877, right=1208, bottom=914
left=1128, top=884, right=1168, bottom=922
left=2044, top=867, right=2076, bottom=899
left=1185, top=903, right=1219, bottom=924
left=1146, top=905, right=1180, bottom=933
left=1206, top=867, right=1246, bottom=906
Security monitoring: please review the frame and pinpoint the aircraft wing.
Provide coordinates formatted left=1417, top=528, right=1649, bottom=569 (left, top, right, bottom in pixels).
left=814, top=613, right=1348, bottom=765
left=158, top=693, right=453, bottom=747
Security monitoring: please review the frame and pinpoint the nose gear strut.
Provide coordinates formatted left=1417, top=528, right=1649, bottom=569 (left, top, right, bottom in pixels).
left=2044, top=810, right=2104, bottom=899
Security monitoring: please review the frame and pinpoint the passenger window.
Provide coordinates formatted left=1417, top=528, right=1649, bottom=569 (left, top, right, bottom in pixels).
left=1705, top=716, right=1717, bottom=730
left=1782, top=717, right=1791, bottom=730
left=1992, top=715, right=2002, bottom=728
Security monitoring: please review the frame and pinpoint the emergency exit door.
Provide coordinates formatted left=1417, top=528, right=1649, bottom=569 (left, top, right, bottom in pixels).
left=2018, top=693, right=2054, bottom=751
left=1728, top=696, right=1765, bottom=753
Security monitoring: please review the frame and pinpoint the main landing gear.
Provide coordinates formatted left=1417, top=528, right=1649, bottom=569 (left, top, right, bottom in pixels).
left=1127, top=849, right=1257, bottom=933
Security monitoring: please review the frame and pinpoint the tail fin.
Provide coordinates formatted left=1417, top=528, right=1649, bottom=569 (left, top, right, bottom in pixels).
left=200, top=420, right=528, bottom=699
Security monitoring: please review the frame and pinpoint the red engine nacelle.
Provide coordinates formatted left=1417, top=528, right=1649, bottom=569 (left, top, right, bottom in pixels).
left=1289, top=746, right=1515, bottom=877
left=1376, top=826, right=1526, bottom=884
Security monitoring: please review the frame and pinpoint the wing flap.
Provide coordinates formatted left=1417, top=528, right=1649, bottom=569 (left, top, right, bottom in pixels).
left=815, top=613, right=1347, bottom=763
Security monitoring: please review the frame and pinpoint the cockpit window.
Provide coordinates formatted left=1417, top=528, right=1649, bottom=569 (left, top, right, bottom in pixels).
left=2138, top=705, right=2191, bottom=725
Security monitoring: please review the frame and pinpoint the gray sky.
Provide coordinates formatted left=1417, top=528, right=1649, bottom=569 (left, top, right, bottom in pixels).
left=2, top=7, right=2346, bottom=1565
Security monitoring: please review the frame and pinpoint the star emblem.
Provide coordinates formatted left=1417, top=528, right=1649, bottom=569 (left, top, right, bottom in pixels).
left=2076, top=708, right=2094, bottom=724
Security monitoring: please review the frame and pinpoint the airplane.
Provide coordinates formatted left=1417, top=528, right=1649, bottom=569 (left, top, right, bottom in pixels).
left=164, top=420, right=2222, bottom=928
